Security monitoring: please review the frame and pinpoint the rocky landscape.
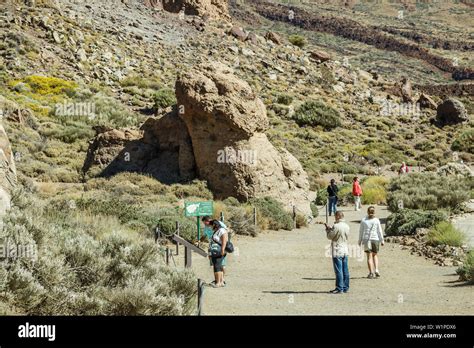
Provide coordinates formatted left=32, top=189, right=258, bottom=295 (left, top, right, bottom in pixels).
left=0, top=0, right=472, bottom=315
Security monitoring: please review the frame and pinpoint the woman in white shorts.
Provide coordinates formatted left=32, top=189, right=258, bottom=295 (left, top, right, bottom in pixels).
left=358, top=206, right=384, bottom=279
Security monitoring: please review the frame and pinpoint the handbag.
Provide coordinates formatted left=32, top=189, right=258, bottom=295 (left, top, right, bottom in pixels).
left=209, top=242, right=222, bottom=258
left=211, top=229, right=235, bottom=255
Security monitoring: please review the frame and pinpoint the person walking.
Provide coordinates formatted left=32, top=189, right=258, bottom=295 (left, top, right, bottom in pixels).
left=325, top=211, right=350, bottom=294
left=327, top=179, right=339, bottom=216
left=352, top=176, right=363, bottom=211
left=358, top=206, right=384, bottom=279
left=208, top=220, right=228, bottom=288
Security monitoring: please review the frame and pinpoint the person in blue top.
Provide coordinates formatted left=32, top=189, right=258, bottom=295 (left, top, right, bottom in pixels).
left=202, top=216, right=228, bottom=285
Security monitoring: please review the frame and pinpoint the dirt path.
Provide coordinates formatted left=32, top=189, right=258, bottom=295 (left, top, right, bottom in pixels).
left=193, top=205, right=473, bottom=315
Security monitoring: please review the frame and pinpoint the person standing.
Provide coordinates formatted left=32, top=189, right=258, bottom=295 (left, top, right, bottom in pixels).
left=202, top=216, right=228, bottom=285
left=358, top=206, right=384, bottom=279
left=399, top=162, right=409, bottom=175
left=352, top=176, right=363, bottom=211
left=325, top=211, right=350, bottom=294
left=327, top=179, right=339, bottom=216
left=208, top=220, right=228, bottom=288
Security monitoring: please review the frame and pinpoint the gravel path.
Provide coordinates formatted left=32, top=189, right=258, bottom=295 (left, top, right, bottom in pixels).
left=193, top=205, right=473, bottom=315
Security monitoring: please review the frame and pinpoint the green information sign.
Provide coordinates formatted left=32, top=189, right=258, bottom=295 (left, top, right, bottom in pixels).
left=184, top=201, right=214, bottom=217
left=184, top=201, right=214, bottom=241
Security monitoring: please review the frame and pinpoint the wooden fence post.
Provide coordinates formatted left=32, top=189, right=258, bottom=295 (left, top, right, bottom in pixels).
left=197, top=279, right=203, bottom=316
left=292, top=205, right=296, bottom=229
left=184, top=246, right=192, bottom=268
left=165, top=247, right=170, bottom=265
left=325, top=198, right=329, bottom=224
left=176, top=221, right=180, bottom=255
left=253, top=207, right=257, bottom=232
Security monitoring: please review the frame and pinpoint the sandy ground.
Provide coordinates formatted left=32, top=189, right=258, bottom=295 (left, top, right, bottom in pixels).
left=189, top=205, right=473, bottom=315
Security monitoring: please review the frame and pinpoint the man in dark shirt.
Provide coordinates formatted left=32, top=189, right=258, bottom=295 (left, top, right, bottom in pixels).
left=327, top=179, right=339, bottom=216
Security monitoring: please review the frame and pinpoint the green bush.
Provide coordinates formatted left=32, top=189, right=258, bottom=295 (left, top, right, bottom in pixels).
left=310, top=202, right=319, bottom=218
left=427, top=222, right=466, bottom=247
left=361, top=176, right=389, bottom=205
left=0, top=189, right=196, bottom=315
left=293, top=101, right=341, bottom=130
left=456, top=250, right=474, bottom=283
left=452, top=128, right=474, bottom=154
left=250, top=197, right=293, bottom=231
left=153, top=88, right=176, bottom=111
left=295, top=214, right=308, bottom=228
left=227, top=205, right=257, bottom=237
left=385, top=209, right=447, bottom=236
left=387, top=173, right=470, bottom=213
left=276, top=94, right=294, bottom=105
left=288, top=35, right=306, bottom=48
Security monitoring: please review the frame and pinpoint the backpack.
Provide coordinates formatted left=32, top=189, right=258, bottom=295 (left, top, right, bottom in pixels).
left=212, top=227, right=235, bottom=254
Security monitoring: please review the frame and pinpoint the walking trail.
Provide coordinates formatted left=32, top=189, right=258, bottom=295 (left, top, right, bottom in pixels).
left=193, top=205, right=473, bottom=315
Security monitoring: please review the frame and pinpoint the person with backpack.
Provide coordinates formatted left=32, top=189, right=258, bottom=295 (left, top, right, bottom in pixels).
left=358, top=206, right=384, bottom=279
left=327, top=179, right=339, bottom=216
left=325, top=211, right=350, bottom=294
left=352, top=176, right=363, bottom=211
left=208, top=220, right=229, bottom=288
left=202, top=216, right=229, bottom=285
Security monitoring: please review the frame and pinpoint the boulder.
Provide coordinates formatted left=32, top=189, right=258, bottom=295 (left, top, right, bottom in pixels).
left=310, top=50, right=331, bottom=63
left=417, top=93, right=437, bottom=110
left=161, top=0, right=230, bottom=20
left=229, top=26, right=247, bottom=41
left=0, top=123, right=16, bottom=229
left=176, top=62, right=310, bottom=209
left=265, top=31, right=283, bottom=45
left=436, top=98, right=469, bottom=126
left=246, top=32, right=259, bottom=45
left=83, top=110, right=196, bottom=184
left=400, top=77, right=413, bottom=103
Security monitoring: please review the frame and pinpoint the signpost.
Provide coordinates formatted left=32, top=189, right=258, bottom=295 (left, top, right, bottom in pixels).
left=184, top=201, right=214, bottom=241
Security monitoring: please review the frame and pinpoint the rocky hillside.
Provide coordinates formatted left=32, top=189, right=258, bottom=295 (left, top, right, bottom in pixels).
left=0, top=0, right=472, bottom=194
left=0, top=0, right=472, bottom=316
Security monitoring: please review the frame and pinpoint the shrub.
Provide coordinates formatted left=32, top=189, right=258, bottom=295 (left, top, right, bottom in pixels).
left=0, top=189, right=196, bottom=315
left=387, top=173, right=470, bottom=213
left=13, top=75, right=77, bottom=96
left=293, top=101, right=341, bottom=130
left=227, top=205, right=257, bottom=236
left=276, top=94, right=294, bottom=105
left=361, top=176, right=389, bottom=205
left=295, top=214, right=307, bottom=228
left=310, top=202, right=319, bottom=218
left=385, top=209, right=447, bottom=236
left=288, top=35, right=306, bottom=48
left=452, top=128, right=474, bottom=154
left=250, top=197, right=293, bottom=231
left=456, top=250, right=474, bottom=283
left=427, top=222, right=466, bottom=247
left=153, top=88, right=176, bottom=111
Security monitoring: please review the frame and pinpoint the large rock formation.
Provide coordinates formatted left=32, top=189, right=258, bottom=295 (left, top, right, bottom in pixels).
left=82, top=109, right=196, bottom=184
left=161, top=0, right=230, bottom=20
left=176, top=62, right=310, bottom=206
left=83, top=63, right=310, bottom=210
left=0, top=123, right=17, bottom=226
left=436, top=98, right=469, bottom=126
